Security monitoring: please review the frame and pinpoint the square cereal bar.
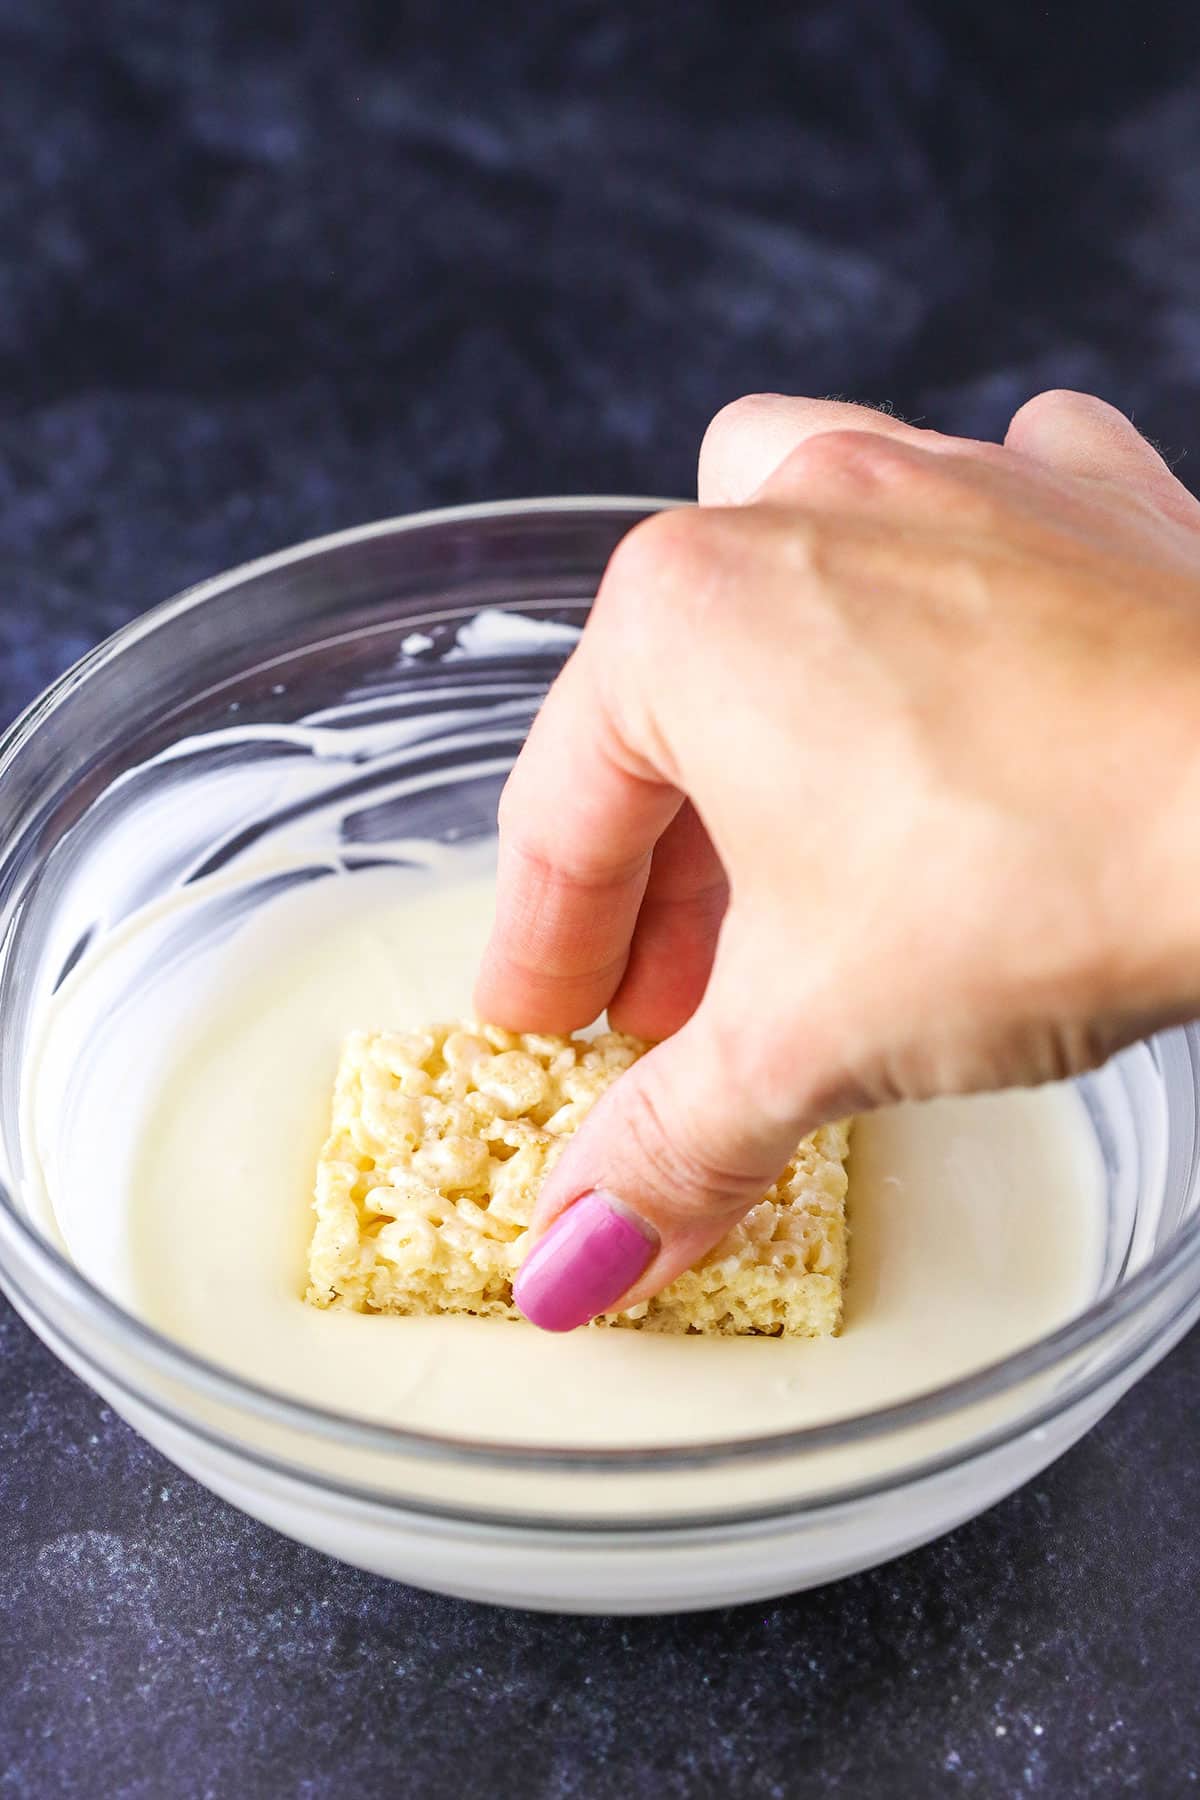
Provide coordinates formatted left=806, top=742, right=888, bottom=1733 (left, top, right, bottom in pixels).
left=306, top=1023, right=851, bottom=1336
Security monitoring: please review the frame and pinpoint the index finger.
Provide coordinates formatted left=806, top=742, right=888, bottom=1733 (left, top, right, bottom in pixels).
left=474, top=632, right=682, bottom=1034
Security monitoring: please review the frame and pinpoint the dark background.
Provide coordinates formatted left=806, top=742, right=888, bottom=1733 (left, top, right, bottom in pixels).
left=2, top=3, right=1199, bottom=1794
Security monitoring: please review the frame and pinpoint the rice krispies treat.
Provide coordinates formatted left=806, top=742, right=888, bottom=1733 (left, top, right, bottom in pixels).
left=306, top=1023, right=851, bottom=1337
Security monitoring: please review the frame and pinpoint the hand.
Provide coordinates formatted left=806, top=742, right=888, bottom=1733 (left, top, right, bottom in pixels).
left=475, top=390, right=1200, bottom=1330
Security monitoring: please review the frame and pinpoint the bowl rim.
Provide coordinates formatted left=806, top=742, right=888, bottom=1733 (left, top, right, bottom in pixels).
left=3, top=496, right=1200, bottom=1504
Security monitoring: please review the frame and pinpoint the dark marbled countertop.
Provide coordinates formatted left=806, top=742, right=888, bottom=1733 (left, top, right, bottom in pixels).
left=2, top=4, right=1199, bottom=1793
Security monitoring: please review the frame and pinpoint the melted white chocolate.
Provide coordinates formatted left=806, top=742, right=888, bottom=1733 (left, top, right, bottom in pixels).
left=31, top=863, right=1103, bottom=1451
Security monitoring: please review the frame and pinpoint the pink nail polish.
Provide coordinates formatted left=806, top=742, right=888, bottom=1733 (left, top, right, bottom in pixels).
left=513, top=1191, right=658, bottom=1332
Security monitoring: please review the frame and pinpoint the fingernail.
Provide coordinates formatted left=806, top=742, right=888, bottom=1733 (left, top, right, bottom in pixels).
left=513, top=1191, right=658, bottom=1332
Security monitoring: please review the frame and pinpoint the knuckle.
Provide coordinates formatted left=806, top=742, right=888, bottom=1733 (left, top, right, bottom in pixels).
left=700, top=391, right=784, bottom=461
left=1010, top=387, right=1116, bottom=434
left=766, top=428, right=912, bottom=497
left=619, top=1058, right=768, bottom=1216
left=711, top=1005, right=828, bottom=1129
left=594, top=506, right=730, bottom=644
left=603, top=507, right=696, bottom=596
left=771, top=427, right=1009, bottom=531
left=1020, top=386, right=1098, bottom=416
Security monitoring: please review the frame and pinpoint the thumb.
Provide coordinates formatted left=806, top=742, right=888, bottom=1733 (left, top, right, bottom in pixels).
left=511, top=966, right=817, bottom=1333
left=1005, top=388, right=1200, bottom=528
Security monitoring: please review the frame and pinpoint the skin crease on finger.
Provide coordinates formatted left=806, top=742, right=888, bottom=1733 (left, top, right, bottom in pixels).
left=477, top=390, right=1200, bottom=1327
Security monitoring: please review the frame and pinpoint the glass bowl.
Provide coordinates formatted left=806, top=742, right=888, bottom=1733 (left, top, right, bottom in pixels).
left=1, top=499, right=1199, bottom=1614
